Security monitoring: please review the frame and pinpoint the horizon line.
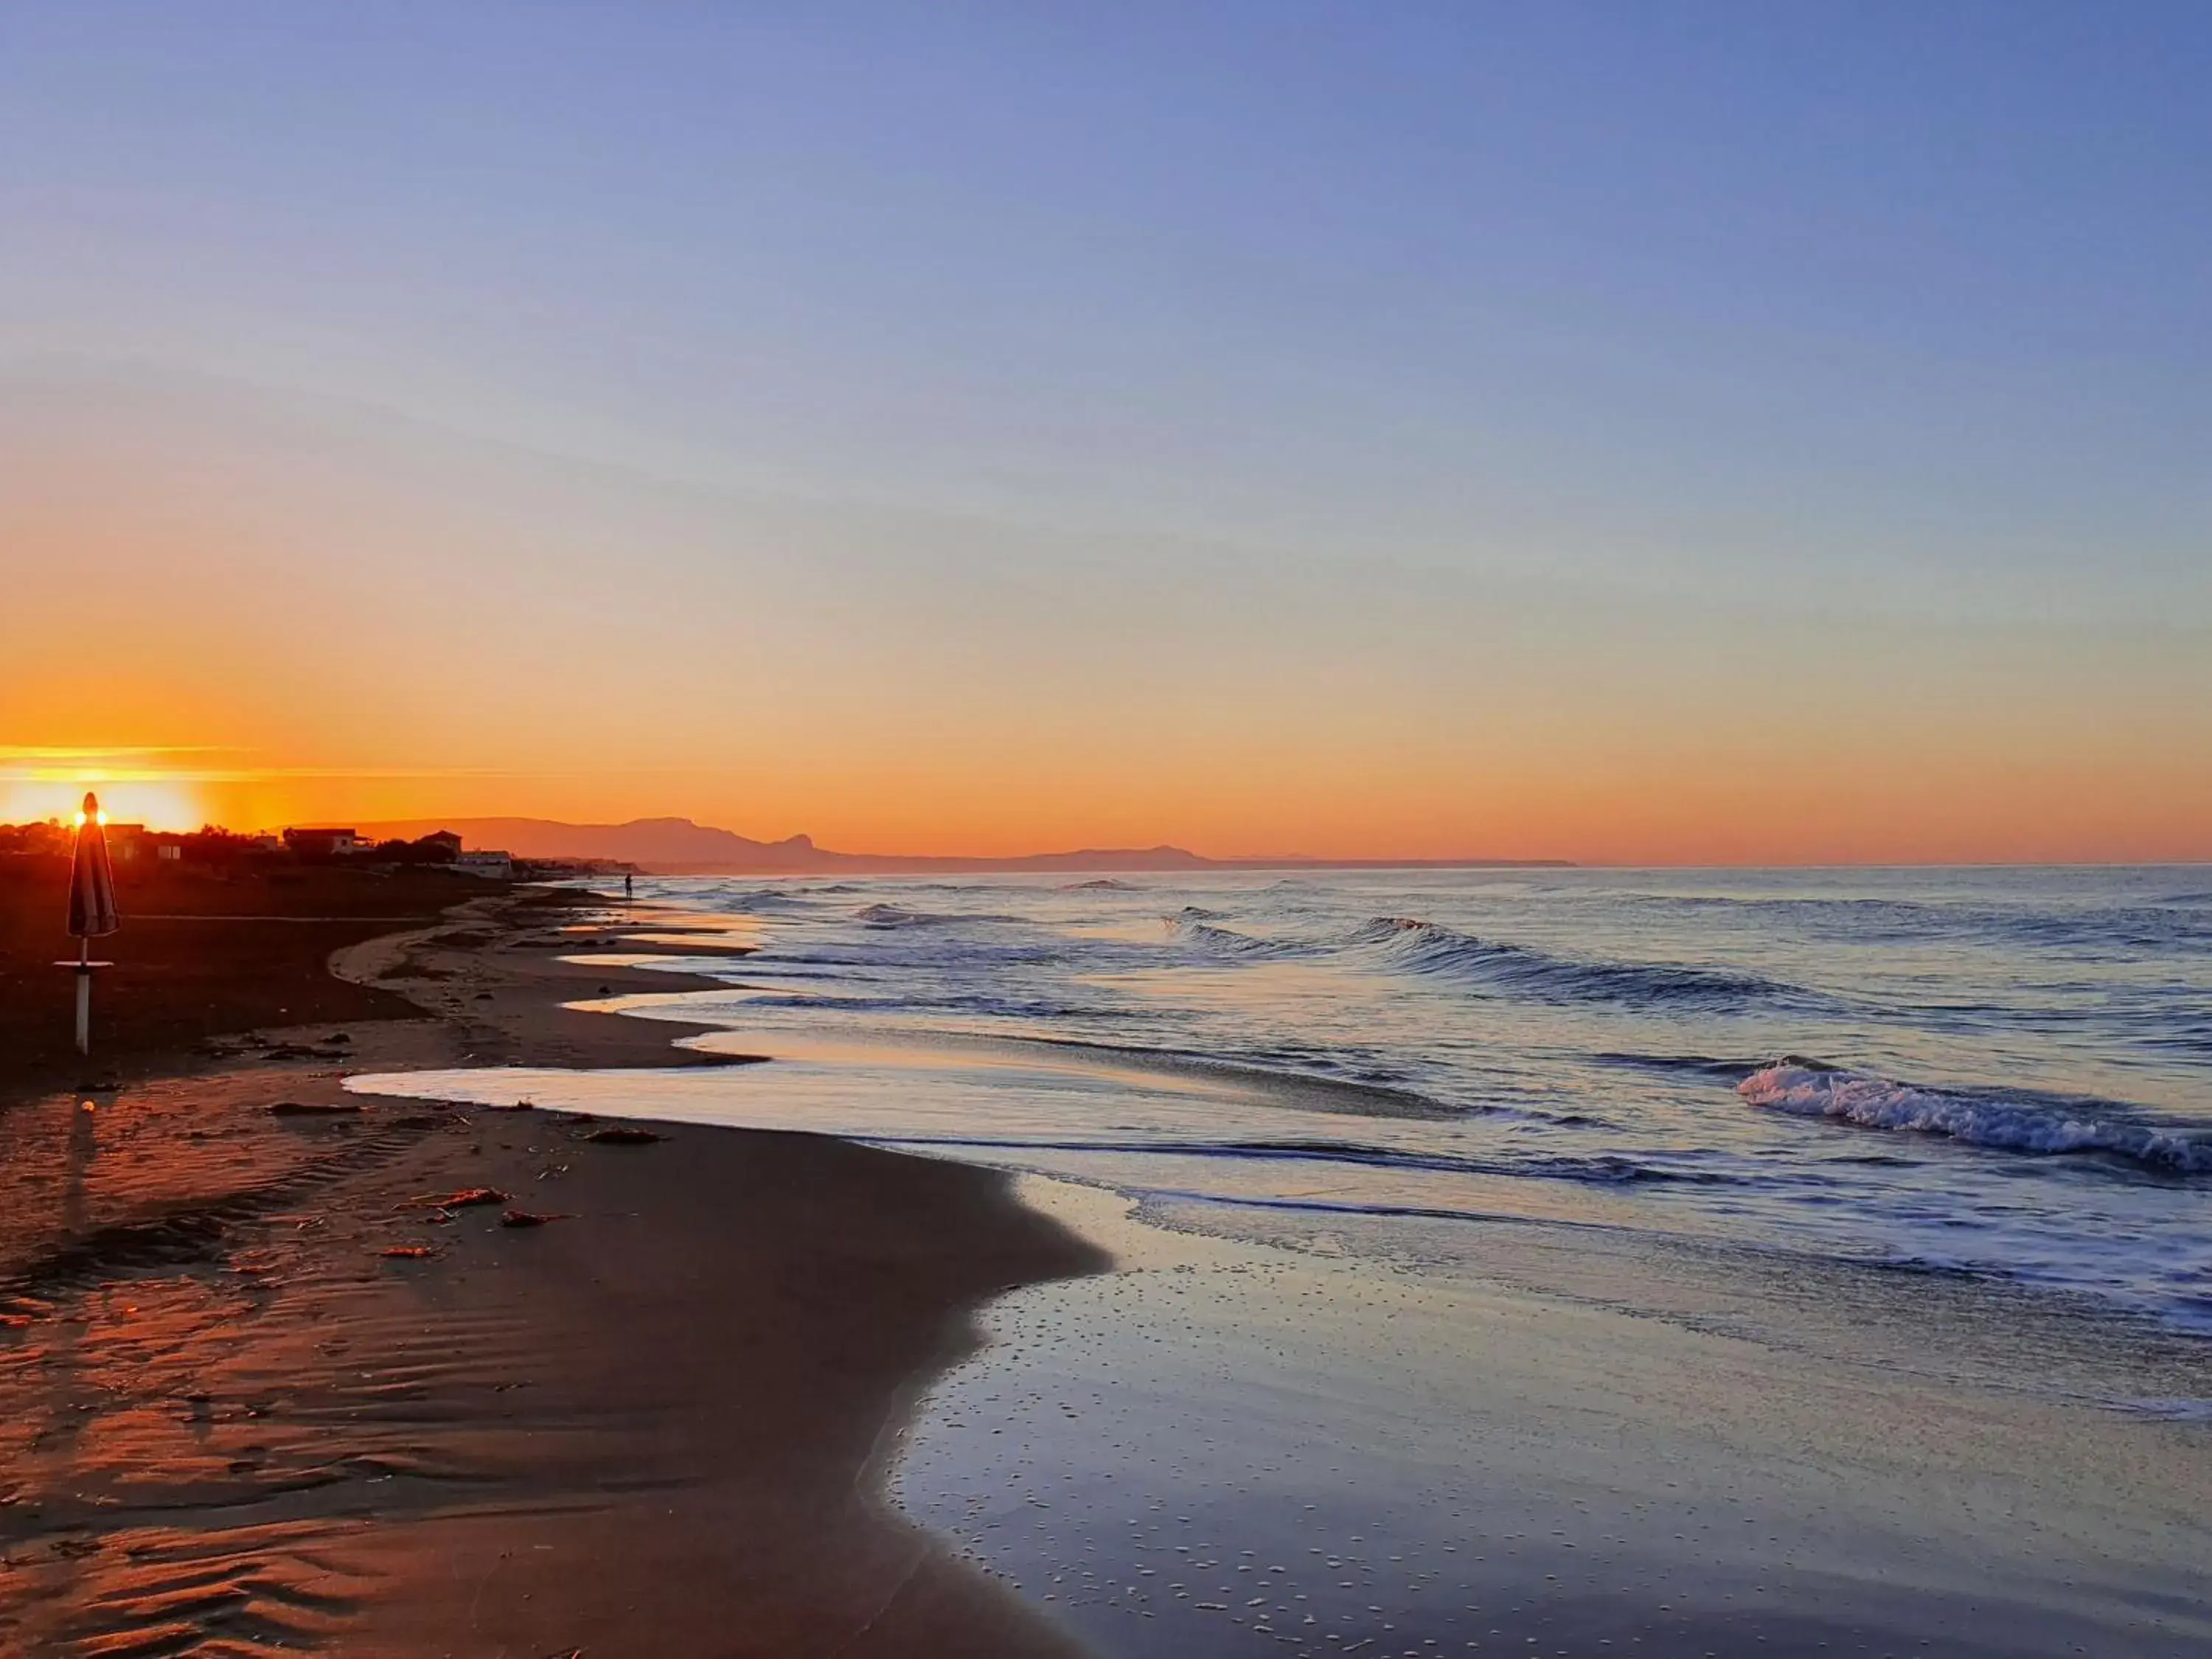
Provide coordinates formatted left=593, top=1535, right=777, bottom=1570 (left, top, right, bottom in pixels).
left=15, top=812, right=2205, bottom=873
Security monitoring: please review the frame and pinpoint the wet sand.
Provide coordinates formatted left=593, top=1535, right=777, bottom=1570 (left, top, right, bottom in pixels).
left=899, top=1182, right=2212, bottom=1658
left=0, top=889, right=1106, bottom=1658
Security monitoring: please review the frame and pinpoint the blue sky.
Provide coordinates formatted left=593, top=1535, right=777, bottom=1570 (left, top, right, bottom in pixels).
left=1, top=4, right=2206, bottom=857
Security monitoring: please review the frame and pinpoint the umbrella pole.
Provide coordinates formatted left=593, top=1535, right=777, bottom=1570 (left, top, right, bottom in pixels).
left=76, top=936, right=91, bottom=1056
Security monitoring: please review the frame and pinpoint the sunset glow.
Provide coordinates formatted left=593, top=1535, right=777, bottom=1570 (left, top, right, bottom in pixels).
left=2, top=17, right=2205, bottom=1659
left=1, top=754, right=206, bottom=833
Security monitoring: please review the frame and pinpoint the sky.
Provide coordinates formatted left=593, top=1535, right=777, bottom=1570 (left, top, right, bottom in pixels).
left=1, top=3, right=2206, bottom=862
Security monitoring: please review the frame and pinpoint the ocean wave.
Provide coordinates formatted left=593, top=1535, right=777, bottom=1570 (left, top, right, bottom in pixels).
left=1739, top=1065, right=2212, bottom=1175
left=731, top=990, right=1118, bottom=1022
left=1207, top=1139, right=1733, bottom=1186
left=714, top=887, right=823, bottom=913
left=1168, top=910, right=1304, bottom=959
left=1979, top=905, right=2212, bottom=956
left=1350, top=917, right=1812, bottom=1012
left=853, top=902, right=1032, bottom=929
left=854, top=902, right=936, bottom=927
left=1588, top=1051, right=1783, bottom=1082
left=964, top=1032, right=1469, bottom=1121
left=2148, top=1021, right=2212, bottom=1059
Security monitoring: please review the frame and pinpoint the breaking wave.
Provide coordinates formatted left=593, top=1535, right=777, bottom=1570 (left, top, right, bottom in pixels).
left=1739, top=1065, right=2212, bottom=1175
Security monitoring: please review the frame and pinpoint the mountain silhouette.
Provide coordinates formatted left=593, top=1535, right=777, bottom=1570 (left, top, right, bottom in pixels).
left=350, top=815, right=1568, bottom=874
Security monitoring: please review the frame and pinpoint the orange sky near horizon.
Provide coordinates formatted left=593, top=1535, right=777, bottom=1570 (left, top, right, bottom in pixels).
left=4, top=731, right=2207, bottom=870
left=4, top=364, right=2208, bottom=869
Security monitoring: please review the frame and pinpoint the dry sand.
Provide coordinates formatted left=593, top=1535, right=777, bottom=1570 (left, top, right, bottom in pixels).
left=0, top=860, right=495, bottom=1105
left=0, top=887, right=1106, bottom=1658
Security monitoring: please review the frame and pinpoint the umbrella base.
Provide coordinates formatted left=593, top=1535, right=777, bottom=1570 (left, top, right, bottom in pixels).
left=55, top=961, right=115, bottom=1057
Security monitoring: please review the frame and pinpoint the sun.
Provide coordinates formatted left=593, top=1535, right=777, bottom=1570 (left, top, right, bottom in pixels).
left=1, top=776, right=207, bottom=832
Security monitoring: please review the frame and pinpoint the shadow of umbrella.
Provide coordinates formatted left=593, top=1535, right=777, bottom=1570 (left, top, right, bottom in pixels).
left=61, top=1096, right=97, bottom=1242
left=17, top=1094, right=106, bottom=1638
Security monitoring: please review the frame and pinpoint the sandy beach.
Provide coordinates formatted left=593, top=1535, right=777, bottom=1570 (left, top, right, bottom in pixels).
left=0, top=885, right=1103, bottom=1658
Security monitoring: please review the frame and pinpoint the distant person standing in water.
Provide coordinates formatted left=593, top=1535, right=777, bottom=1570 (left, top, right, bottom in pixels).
left=625, top=872, right=634, bottom=902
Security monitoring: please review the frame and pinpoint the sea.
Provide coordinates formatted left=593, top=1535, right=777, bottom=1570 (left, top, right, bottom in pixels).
left=369, top=865, right=2212, bottom=1343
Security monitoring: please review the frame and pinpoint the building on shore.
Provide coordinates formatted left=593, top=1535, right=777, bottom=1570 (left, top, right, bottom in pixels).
left=282, top=827, right=366, bottom=858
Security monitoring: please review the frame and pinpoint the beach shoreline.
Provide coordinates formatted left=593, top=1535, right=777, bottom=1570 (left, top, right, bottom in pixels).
left=341, top=874, right=2212, bottom=1659
left=0, top=884, right=1108, bottom=1658
left=5, top=875, right=2208, bottom=1658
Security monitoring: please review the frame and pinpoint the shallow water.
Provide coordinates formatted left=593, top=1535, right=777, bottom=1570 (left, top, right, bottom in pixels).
left=358, top=866, right=2212, bottom=1337
left=887, top=1179, right=2210, bottom=1659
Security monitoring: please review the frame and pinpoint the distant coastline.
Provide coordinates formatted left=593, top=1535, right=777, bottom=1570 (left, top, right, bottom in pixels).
left=351, top=815, right=1576, bottom=877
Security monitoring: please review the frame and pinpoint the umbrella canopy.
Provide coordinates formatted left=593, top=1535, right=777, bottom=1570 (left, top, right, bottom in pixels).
left=68, top=791, right=121, bottom=939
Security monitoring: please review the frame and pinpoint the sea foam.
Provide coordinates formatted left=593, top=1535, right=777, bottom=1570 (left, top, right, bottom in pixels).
left=1739, top=1065, right=2212, bottom=1175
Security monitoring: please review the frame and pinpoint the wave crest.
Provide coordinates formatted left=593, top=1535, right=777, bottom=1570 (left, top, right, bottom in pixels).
left=1169, top=910, right=1302, bottom=959
left=1352, top=917, right=1804, bottom=1012
left=1739, top=1065, right=2212, bottom=1175
left=711, top=887, right=821, bottom=914
left=853, top=903, right=1030, bottom=929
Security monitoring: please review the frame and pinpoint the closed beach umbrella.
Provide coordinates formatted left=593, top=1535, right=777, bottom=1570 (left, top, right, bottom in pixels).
left=69, top=792, right=120, bottom=941
left=63, top=791, right=119, bottom=1055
